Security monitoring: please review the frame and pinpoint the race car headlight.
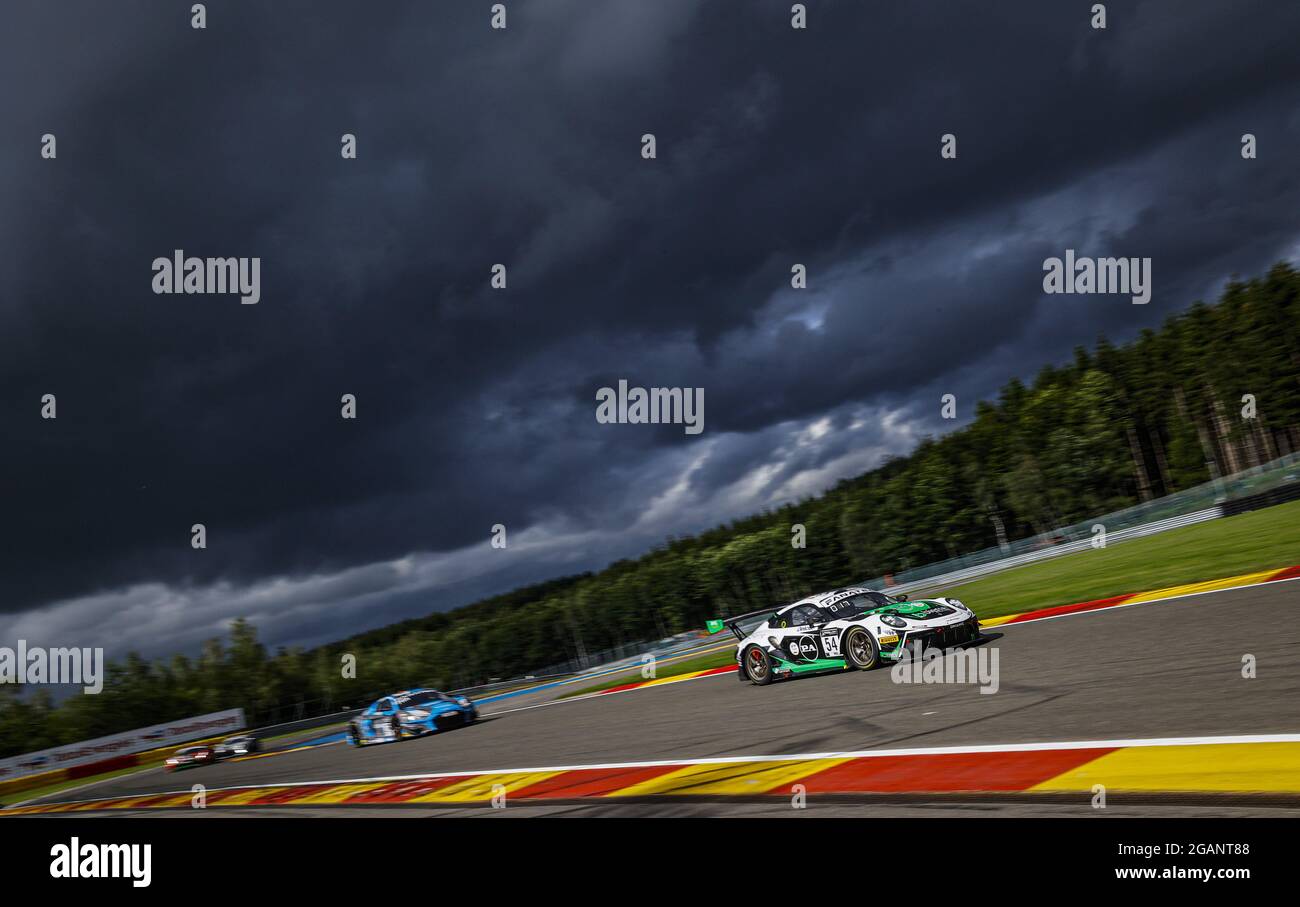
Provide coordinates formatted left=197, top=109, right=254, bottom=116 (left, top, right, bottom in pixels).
left=949, top=598, right=969, bottom=611
left=456, top=697, right=471, bottom=707
left=879, top=614, right=907, bottom=629
left=402, top=709, right=430, bottom=720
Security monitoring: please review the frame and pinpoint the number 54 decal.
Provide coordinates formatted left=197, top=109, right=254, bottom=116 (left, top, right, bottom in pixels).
left=821, top=632, right=842, bottom=657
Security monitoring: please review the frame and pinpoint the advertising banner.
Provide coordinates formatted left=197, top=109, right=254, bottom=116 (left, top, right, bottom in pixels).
left=0, top=708, right=246, bottom=782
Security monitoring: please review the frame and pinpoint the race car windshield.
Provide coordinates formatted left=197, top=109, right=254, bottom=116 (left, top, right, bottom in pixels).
left=398, top=691, right=445, bottom=707
left=823, top=591, right=896, bottom=616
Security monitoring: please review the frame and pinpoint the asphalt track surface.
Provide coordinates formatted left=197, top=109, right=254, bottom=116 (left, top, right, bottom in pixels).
left=25, top=580, right=1300, bottom=816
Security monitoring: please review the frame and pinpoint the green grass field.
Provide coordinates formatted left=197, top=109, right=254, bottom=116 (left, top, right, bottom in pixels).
left=943, top=498, right=1300, bottom=620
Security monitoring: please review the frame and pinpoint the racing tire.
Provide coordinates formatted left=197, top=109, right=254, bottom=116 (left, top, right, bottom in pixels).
left=843, top=626, right=879, bottom=670
left=389, top=715, right=404, bottom=741
left=741, top=645, right=774, bottom=686
left=347, top=722, right=362, bottom=747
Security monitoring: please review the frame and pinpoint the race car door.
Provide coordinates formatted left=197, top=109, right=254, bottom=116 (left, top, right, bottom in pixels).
left=369, top=697, right=400, bottom=740
left=772, top=604, right=838, bottom=664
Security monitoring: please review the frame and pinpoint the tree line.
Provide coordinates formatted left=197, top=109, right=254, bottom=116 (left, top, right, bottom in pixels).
left=4, top=262, right=1298, bottom=757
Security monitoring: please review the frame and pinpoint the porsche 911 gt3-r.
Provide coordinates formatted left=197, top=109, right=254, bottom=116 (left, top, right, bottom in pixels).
left=711, top=587, right=981, bottom=685
left=346, top=688, right=478, bottom=747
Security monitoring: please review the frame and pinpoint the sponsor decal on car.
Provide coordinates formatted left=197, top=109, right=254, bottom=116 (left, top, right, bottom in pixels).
left=787, top=636, right=818, bottom=660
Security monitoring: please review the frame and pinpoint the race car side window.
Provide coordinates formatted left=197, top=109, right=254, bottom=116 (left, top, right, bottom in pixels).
left=790, top=605, right=823, bottom=626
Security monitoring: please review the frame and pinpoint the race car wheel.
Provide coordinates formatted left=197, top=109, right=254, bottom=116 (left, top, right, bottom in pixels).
left=347, top=722, right=361, bottom=747
left=389, top=715, right=403, bottom=741
left=843, top=627, right=879, bottom=670
left=742, top=645, right=774, bottom=686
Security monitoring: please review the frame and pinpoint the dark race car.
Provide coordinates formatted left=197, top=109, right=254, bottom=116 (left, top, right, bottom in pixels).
left=164, top=744, right=215, bottom=772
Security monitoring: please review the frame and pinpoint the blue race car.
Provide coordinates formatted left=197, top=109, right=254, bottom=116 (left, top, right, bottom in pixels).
left=347, top=688, right=478, bottom=747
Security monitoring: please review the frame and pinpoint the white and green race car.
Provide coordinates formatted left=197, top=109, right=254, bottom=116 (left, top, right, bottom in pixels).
left=710, top=587, right=981, bottom=685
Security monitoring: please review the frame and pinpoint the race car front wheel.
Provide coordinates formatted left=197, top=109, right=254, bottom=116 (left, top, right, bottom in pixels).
left=843, top=627, right=879, bottom=670
left=742, top=645, right=774, bottom=686
left=347, top=723, right=361, bottom=747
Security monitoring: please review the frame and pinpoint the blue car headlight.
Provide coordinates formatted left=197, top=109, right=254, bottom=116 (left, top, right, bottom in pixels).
left=401, top=709, right=430, bottom=721
left=456, top=697, right=471, bottom=707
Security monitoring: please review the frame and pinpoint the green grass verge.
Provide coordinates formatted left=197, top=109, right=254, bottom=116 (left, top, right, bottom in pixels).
left=943, top=498, right=1300, bottom=620
left=558, top=648, right=736, bottom=699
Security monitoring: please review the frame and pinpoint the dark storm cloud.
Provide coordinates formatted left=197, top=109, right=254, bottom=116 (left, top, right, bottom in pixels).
left=3, top=1, right=1300, bottom=657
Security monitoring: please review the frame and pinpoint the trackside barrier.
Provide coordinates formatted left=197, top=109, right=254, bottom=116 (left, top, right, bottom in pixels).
left=1222, top=480, right=1300, bottom=517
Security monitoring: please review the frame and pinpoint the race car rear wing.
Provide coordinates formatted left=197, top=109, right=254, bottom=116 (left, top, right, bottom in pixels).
left=706, top=608, right=778, bottom=641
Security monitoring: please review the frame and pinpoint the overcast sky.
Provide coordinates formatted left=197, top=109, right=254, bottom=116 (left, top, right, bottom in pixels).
left=3, top=1, right=1300, bottom=663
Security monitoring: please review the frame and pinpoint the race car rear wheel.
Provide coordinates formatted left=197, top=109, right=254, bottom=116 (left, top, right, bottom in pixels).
left=741, top=645, right=774, bottom=686
left=843, top=627, right=879, bottom=670
left=347, top=722, right=362, bottom=747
